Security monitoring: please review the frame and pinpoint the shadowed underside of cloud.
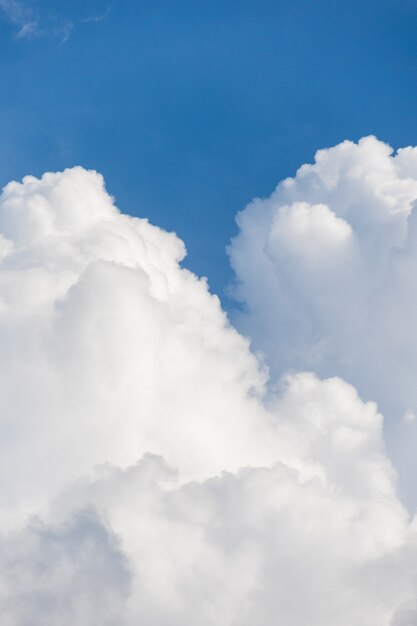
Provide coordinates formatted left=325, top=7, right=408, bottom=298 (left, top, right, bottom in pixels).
left=0, top=149, right=416, bottom=624
left=0, top=508, right=131, bottom=625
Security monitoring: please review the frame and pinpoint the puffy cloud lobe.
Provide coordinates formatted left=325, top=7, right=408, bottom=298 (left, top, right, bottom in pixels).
left=229, top=136, right=417, bottom=503
left=0, top=168, right=277, bottom=517
left=41, top=443, right=413, bottom=626
left=0, top=163, right=415, bottom=624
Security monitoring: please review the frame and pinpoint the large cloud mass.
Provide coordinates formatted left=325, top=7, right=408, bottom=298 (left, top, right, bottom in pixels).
left=0, top=155, right=416, bottom=624
left=230, top=136, right=417, bottom=504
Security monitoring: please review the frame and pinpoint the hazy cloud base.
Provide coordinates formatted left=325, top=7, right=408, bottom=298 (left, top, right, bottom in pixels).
left=0, top=139, right=417, bottom=624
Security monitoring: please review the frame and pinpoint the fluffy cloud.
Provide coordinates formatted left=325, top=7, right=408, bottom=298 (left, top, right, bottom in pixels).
left=0, top=168, right=282, bottom=518
left=229, top=135, right=417, bottom=504
left=0, top=162, right=416, bottom=624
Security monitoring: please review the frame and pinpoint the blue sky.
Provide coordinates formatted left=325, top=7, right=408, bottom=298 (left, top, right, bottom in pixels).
left=1, top=0, right=417, bottom=297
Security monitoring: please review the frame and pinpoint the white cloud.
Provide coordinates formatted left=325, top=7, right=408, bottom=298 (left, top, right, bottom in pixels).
left=229, top=135, right=417, bottom=506
left=0, top=162, right=416, bottom=624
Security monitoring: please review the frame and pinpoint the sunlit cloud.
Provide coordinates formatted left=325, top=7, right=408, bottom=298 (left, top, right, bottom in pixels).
left=0, top=154, right=417, bottom=624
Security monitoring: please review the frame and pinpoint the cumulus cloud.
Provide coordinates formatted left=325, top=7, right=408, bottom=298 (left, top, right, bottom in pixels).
left=0, top=161, right=416, bottom=624
left=229, top=135, right=417, bottom=504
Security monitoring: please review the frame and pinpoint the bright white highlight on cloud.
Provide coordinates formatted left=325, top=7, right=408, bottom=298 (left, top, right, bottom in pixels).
left=0, top=147, right=416, bottom=624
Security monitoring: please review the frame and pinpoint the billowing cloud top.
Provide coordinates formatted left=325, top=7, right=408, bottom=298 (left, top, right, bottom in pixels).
left=230, top=135, right=417, bottom=504
left=1, top=147, right=417, bottom=625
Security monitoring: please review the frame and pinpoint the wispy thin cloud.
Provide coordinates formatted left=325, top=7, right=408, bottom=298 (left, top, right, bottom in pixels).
left=81, top=6, right=111, bottom=25
left=0, top=0, right=110, bottom=42
left=0, top=0, right=40, bottom=39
